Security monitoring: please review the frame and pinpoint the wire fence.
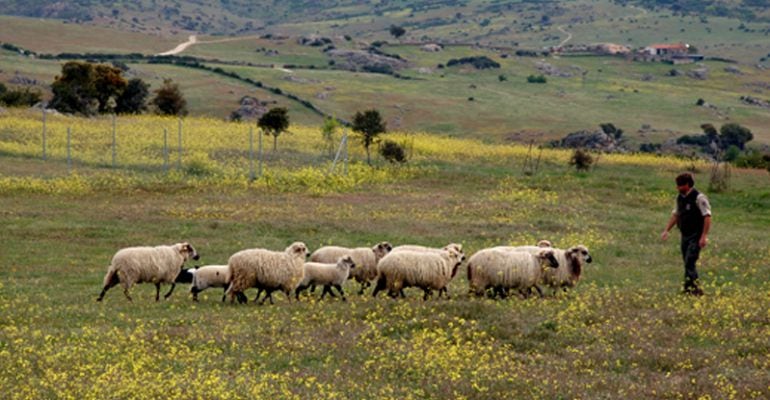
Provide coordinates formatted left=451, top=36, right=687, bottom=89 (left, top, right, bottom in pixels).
left=26, top=110, right=351, bottom=179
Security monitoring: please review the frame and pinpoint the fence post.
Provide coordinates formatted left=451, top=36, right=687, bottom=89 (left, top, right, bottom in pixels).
left=249, top=127, right=255, bottom=182
left=258, top=128, right=263, bottom=178
left=66, top=127, right=72, bottom=174
left=343, top=129, right=348, bottom=176
left=42, top=107, right=47, bottom=161
left=111, top=113, right=117, bottom=168
left=163, top=128, right=169, bottom=173
left=177, top=118, right=182, bottom=171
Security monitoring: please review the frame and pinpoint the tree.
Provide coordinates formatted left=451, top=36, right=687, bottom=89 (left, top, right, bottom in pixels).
left=320, top=116, right=340, bottom=157
left=258, top=107, right=290, bottom=152
left=50, top=61, right=126, bottom=115
left=352, top=109, right=386, bottom=165
left=115, top=78, right=149, bottom=114
left=151, top=79, right=187, bottom=116
left=379, top=140, right=407, bottom=164
left=389, top=25, right=406, bottom=39
left=599, top=123, right=623, bottom=140
left=719, top=123, right=753, bottom=150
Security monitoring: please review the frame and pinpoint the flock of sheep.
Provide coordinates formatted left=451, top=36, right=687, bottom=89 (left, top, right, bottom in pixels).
left=95, top=240, right=593, bottom=303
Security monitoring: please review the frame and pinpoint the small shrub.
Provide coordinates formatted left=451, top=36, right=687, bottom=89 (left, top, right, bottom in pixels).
left=527, top=74, right=547, bottom=83
left=379, top=140, right=407, bottom=164
left=569, top=149, right=593, bottom=171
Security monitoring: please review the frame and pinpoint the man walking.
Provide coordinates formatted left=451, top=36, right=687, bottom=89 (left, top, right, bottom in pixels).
left=661, top=172, right=711, bottom=296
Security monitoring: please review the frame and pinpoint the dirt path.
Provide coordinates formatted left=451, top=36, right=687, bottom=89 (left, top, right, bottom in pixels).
left=157, top=34, right=263, bottom=56
left=557, top=26, right=573, bottom=48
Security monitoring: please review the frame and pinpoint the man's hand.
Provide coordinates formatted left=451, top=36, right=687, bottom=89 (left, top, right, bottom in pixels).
left=661, top=230, right=669, bottom=241
left=699, top=236, right=707, bottom=249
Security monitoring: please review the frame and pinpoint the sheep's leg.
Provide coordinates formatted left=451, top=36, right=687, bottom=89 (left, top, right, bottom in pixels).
left=283, top=289, right=292, bottom=303
left=97, top=271, right=120, bottom=302
left=372, top=275, right=387, bottom=298
left=534, top=286, right=544, bottom=298
left=422, top=288, right=433, bottom=301
left=122, top=284, right=133, bottom=302
left=334, top=284, right=346, bottom=302
left=357, top=280, right=370, bottom=295
left=221, top=288, right=227, bottom=302
left=155, top=283, right=162, bottom=302
left=321, top=285, right=333, bottom=299
left=252, top=289, right=263, bottom=303
left=295, top=285, right=307, bottom=300
left=163, top=283, right=176, bottom=299
left=191, top=287, right=200, bottom=302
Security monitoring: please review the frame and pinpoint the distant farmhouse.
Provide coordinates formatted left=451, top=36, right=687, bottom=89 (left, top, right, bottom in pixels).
left=639, top=43, right=704, bottom=64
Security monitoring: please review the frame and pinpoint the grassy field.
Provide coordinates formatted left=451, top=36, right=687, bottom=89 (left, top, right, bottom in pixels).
left=1, top=112, right=769, bottom=398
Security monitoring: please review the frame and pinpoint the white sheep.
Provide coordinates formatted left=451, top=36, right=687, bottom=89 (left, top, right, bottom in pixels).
left=542, top=245, right=593, bottom=293
left=372, top=248, right=463, bottom=300
left=467, top=248, right=559, bottom=298
left=97, top=242, right=200, bottom=302
left=309, top=242, right=392, bottom=294
left=391, top=243, right=464, bottom=256
left=490, top=239, right=553, bottom=254
left=295, top=255, right=356, bottom=301
left=226, top=242, right=308, bottom=305
left=187, top=265, right=230, bottom=302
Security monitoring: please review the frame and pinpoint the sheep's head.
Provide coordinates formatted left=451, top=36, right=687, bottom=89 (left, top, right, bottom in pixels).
left=287, top=242, right=309, bottom=259
left=446, top=248, right=463, bottom=278
left=178, top=242, right=200, bottom=261
left=443, top=243, right=465, bottom=264
left=568, top=245, right=592, bottom=264
left=565, top=245, right=592, bottom=281
left=336, top=255, right=356, bottom=270
left=537, top=239, right=553, bottom=248
left=538, top=249, right=559, bottom=269
left=373, top=241, right=393, bottom=259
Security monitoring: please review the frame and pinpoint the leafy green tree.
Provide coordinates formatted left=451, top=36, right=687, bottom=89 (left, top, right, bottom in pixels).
left=389, top=25, right=406, bottom=39
left=258, top=107, right=290, bottom=152
left=352, top=109, right=386, bottom=165
left=115, top=78, right=149, bottom=114
left=151, top=79, right=187, bottom=116
left=0, top=83, right=41, bottom=107
left=719, top=123, right=753, bottom=150
left=321, top=116, right=340, bottom=157
left=50, top=61, right=126, bottom=115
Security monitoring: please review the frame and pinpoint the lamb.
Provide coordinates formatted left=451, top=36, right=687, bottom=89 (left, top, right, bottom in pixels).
left=226, top=242, right=308, bottom=305
left=97, top=242, right=200, bottom=302
left=309, top=242, right=392, bottom=294
left=467, top=248, right=559, bottom=298
left=187, top=265, right=230, bottom=302
left=372, top=248, right=463, bottom=300
left=541, top=245, right=593, bottom=293
left=295, top=255, right=356, bottom=301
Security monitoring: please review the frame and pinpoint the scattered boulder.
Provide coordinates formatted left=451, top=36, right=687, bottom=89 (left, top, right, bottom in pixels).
left=740, top=95, right=770, bottom=109
left=326, top=49, right=408, bottom=73
left=421, top=43, right=443, bottom=52
left=229, top=96, right=273, bottom=121
left=687, top=68, right=709, bottom=80
left=724, top=65, right=742, bottom=75
left=549, top=130, right=627, bottom=152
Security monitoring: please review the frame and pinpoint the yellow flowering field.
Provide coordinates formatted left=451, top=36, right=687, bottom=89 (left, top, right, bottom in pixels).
left=1, top=110, right=768, bottom=398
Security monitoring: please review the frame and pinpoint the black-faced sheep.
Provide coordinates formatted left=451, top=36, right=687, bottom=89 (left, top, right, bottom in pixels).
left=467, top=248, right=558, bottom=298
left=187, top=265, right=230, bottom=302
left=227, top=242, right=308, bottom=305
left=309, top=242, right=392, bottom=294
left=373, top=248, right=463, bottom=300
left=97, top=242, right=200, bottom=302
left=295, top=255, right=356, bottom=301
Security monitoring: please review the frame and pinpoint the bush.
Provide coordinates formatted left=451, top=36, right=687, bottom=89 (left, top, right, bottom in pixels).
left=0, top=84, right=42, bottom=107
left=733, top=150, right=770, bottom=170
left=569, top=149, right=593, bottom=171
left=379, top=140, right=407, bottom=163
left=527, top=74, right=547, bottom=83
left=639, top=143, right=661, bottom=153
